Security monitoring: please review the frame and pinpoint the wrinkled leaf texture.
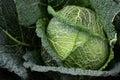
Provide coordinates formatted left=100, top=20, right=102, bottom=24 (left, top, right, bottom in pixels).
left=14, top=0, right=48, bottom=27
left=33, top=0, right=120, bottom=80
left=90, top=0, right=120, bottom=46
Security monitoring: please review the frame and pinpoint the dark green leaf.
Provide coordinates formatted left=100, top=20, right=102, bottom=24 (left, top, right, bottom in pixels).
left=0, top=0, right=22, bottom=42
left=14, top=0, right=48, bottom=26
left=48, top=0, right=91, bottom=11
left=0, top=0, right=31, bottom=46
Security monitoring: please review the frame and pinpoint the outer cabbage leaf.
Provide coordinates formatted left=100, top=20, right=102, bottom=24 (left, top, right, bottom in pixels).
left=0, top=30, right=28, bottom=79
left=90, top=0, right=120, bottom=46
left=14, top=0, right=48, bottom=27
left=0, top=0, right=22, bottom=42
left=0, top=0, right=32, bottom=46
left=23, top=57, right=120, bottom=80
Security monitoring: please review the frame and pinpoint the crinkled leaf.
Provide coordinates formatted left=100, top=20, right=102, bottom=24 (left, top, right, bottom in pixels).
left=90, top=0, right=120, bottom=75
left=14, top=0, right=48, bottom=26
left=0, top=30, right=28, bottom=79
left=90, top=0, right=120, bottom=46
left=23, top=61, right=120, bottom=80
left=23, top=62, right=108, bottom=77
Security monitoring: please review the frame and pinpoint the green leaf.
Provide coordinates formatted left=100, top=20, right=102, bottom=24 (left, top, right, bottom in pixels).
left=0, top=30, right=28, bottom=79
left=0, top=0, right=31, bottom=46
left=90, top=0, right=120, bottom=46
left=89, top=0, right=120, bottom=72
left=14, top=0, right=48, bottom=26
left=0, top=0, right=41, bottom=46
left=0, top=0, right=22, bottom=42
